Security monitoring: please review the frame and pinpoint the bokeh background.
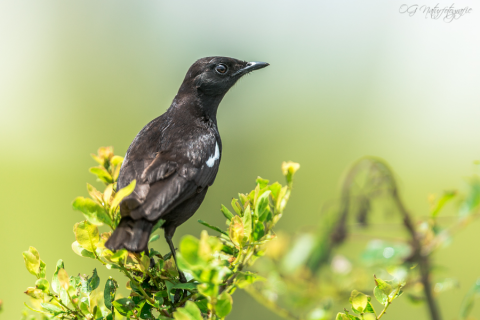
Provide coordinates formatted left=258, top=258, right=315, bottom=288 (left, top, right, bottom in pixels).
left=1, top=0, right=480, bottom=319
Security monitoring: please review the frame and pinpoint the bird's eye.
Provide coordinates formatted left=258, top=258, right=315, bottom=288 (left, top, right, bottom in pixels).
left=215, top=64, right=228, bottom=74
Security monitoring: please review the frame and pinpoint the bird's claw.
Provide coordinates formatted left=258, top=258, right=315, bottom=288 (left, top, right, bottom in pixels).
left=179, top=271, right=187, bottom=283
left=173, top=289, right=186, bottom=305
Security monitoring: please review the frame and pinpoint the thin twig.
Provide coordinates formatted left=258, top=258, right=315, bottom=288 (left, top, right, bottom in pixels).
left=244, top=286, right=303, bottom=320
left=391, top=182, right=442, bottom=320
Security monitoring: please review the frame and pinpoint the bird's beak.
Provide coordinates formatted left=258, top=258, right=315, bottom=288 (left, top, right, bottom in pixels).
left=233, top=61, right=269, bottom=76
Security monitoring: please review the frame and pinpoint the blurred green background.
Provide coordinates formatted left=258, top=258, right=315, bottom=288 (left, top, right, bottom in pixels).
left=1, top=0, right=480, bottom=319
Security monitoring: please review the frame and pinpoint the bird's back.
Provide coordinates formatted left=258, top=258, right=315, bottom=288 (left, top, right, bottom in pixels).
left=120, top=108, right=221, bottom=215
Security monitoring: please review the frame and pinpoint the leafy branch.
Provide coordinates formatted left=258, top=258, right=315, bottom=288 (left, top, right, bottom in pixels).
left=22, top=146, right=300, bottom=320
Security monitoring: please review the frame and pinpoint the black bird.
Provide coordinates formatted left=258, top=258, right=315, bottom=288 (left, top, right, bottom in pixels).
left=105, top=56, right=269, bottom=281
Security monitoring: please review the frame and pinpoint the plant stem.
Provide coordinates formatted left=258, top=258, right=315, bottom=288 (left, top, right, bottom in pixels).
left=391, top=190, right=442, bottom=320
left=119, top=266, right=163, bottom=313
left=376, top=302, right=391, bottom=319
left=65, top=289, right=86, bottom=318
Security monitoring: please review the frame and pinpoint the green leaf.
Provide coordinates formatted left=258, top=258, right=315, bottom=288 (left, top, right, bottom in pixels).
left=242, top=206, right=252, bottom=242
left=35, top=279, right=50, bottom=292
left=197, top=283, right=218, bottom=298
left=198, top=230, right=222, bottom=262
left=72, top=197, right=113, bottom=227
left=255, top=191, right=271, bottom=222
left=335, top=313, right=360, bottom=320
left=79, top=297, right=90, bottom=315
left=146, top=291, right=164, bottom=309
left=103, top=249, right=128, bottom=264
left=173, top=301, right=203, bottom=320
left=221, top=205, right=234, bottom=220
left=51, top=260, right=65, bottom=294
left=152, top=219, right=165, bottom=233
left=165, top=280, right=176, bottom=303
left=89, top=167, right=113, bottom=184
left=349, top=290, right=368, bottom=313
left=38, top=260, right=46, bottom=279
left=275, top=186, right=288, bottom=212
left=239, top=193, right=250, bottom=207
left=252, top=220, right=265, bottom=241
left=198, top=219, right=228, bottom=236
left=171, top=282, right=197, bottom=291
left=111, top=155, right=124, bottom=166
left=364, top=300, right=376, bottom=314
left=268, top=182, right=282, bottom=200
left=231, top=198, right=242, bottom=215
left=374, top=276, right=393, bottom=297
left=430, top=190, right=456, bottom=218
left=178, top=235, right=201, bottom=268
left=195, top=299, right=209, bottom=314
left=149, top=234, right=160, bottom=243
left=40, top=303, right=63, bottom=315
left=71, top=241, right=96, bottom=259
left=256, top=177, right=270, bottom=189
left=74, top=220, right=100, bottom=252
left=139, top=301, right=153, bottom=319
left=215, top=291, right=233, bottom=318
left=335, top=313, right=348, bottom=320
left=236, top=271, right=265, bottom=288
left=85, top=269, right=100, bottom=293
left=113, top=298, right=136, bottom=317
left=111, top=180, right=136, bottom=209
left=23, top=247, right=40, bottom=277
left=374, top=286, right=388, bottom=305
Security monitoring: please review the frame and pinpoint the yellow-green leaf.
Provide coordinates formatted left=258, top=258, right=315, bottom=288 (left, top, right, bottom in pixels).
left=89, top=167, right=113, bottom=184
left=23, top=247, right=40, bottom=277
left=111, top=180, right=136, bottom=209
left=57, top=268, right=69, bottom=290
left=111, top=155, right=124, bottom=167
left=255, top=191, right=271, bottom=222
left=350, top=290, right=368, bottom=313
left=72, top=197, right=113, bottom=227
left=51, top=260, right=65, bottom=294
left=71, top=241, right=96, bottom=259
left=74, top=221, right=100, bottom=252
left=215, top=291, right=233, bottom=318
left=229, top=216, right=245, bottom=248
left=24, top=287, right=44, bottom=299
left=173, top=301, right=203, bottom=320
left=242, top=205, right=252, bottom=242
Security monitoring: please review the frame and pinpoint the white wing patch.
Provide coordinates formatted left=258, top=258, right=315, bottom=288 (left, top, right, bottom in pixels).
left=206, top=142, right=220, bottom=167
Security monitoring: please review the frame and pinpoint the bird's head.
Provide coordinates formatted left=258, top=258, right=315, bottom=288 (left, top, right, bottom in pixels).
left=181, top=56, right=269, bottom=96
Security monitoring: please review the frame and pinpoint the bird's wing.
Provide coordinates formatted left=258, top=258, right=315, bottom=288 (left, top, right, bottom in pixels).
left=118, top=121, right=221, bottom=222
left=128, top=172, right=198, bottom=221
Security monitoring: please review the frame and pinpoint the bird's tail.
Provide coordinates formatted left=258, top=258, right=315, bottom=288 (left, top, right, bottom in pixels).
left=105, top=217, right=153, bottom=253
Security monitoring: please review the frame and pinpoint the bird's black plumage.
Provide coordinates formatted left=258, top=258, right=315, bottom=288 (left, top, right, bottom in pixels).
left=105, top=57, right=269, bottom=269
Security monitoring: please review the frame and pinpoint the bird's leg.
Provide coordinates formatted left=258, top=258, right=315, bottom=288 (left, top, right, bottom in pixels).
left=165, top=230, right=187, bottom=305
left=165, top=234, right=187, bottom=283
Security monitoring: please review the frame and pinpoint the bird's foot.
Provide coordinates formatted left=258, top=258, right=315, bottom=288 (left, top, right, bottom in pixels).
left=173, top=289, right=187, bottom=305
left=178, top=270, right=187, bottom=283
